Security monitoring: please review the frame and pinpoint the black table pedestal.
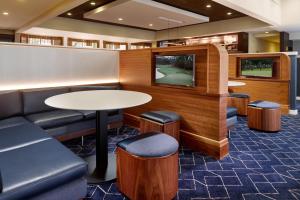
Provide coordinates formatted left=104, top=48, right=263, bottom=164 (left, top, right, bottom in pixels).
left=84, top=110, right=116, bottom=183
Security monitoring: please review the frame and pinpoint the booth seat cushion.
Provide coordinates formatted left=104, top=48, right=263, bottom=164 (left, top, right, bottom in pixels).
left=0, top=117, right=30, bottom=130
left=0, top=139, right=87, bottom=200
left=0, top=171, right=2, bottom=193
left=140, top=111, right=180, bottom=124
left=25, top=110, right=84, bottom=129
left=79, top=109, right=120, bottom=120
left=46, top=120, right=95, bottom=138
left=70, top=85, right=120, bottom=92
left=227, top=107, right=238, bottom=118
left=117, top=132, right=178, bottom=157
left=248, top=100, right=280, bottom=109
left=22, top=87, right=69, bottom=115
left=0, top=90, right=23, bottom=120
left=229, top=93, right=250, bottom=98
left=0, top=123, right=50, bottom=153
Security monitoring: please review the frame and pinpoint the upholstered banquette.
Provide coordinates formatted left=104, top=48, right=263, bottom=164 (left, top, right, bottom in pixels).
left=0, top=85, right=123, bottom=200
left=0, top=116, right=87, bottom=200
left=0, top=85, right=123, bottom=141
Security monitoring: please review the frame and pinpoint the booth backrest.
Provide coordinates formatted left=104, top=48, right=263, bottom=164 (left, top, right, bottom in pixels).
left=0, top=91, right=23, bottom=120
left=70, top=85, right=120, bottom=92
left=22, top=87, right=69, bottom=115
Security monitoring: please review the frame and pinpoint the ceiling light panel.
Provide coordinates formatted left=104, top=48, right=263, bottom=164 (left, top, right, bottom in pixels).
left=84, top=0, right=209, bottom=30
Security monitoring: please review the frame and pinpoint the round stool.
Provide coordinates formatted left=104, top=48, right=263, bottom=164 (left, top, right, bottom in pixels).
left=116, top=132, right=179, bottom=200
left=228, top=93, right=250, bottom=116
left=140, top=111, right=180, bottom=141
left=247, top=101, right=281, bottom=132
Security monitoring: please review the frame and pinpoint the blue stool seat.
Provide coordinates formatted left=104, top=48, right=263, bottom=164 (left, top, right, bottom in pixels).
left=117, top=132, right=179, bottom=157
left=140, top=111, right=180, bottom=124
left=229, top=93, right=250, bottom=98
left=248, top=100, right=280, bottom=109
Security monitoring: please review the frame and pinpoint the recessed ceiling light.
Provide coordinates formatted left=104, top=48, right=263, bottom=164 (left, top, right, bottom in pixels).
left=149, top=24, right=153, bottom=27
left=206, top=4, right=211, bottom=8
left=67, top=12, right=72, bottom=16
left=265, top=31, right=269, bottom=34
left=118, top=18, right=123, bottom=21
left=90, top=2, right=96, bottom=6
left=227, top=12, right=232, bottom=15
left=3, top=12, right=9, bottom=16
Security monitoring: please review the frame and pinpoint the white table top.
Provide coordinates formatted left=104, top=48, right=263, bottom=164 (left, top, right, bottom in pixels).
left=228, top=81, right=246, bottom=87
left=45, top=90, right=152, bottom=111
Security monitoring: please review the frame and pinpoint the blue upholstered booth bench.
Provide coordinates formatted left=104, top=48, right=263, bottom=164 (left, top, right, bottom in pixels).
left=0, top=85, right=123, bottom=199
left=0, top=85, right=123, bottom=141
left=0, top=121, right=87, bottom=200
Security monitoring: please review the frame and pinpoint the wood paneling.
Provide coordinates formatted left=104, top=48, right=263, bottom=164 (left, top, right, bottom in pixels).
left=120, top=49, right=152, bottom=86
left=117, top=148, right=178, bottom=200
left=229, top=53, right=291, bottom=114
left=120, top=44, right=229, bottom=159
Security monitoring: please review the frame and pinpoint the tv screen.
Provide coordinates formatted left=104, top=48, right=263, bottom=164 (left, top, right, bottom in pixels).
left=155, top=54, right=195, bottom=87
left=241, top=58, right=273, bottom=78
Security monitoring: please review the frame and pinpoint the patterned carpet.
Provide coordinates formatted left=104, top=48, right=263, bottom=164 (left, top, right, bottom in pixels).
left=64, top=115, right=300, bottom=200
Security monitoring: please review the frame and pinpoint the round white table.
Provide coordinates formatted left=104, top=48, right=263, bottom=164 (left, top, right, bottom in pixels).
left=45, top=90, right=152, bottom=183
left=228, top=81, right=246, bottom=87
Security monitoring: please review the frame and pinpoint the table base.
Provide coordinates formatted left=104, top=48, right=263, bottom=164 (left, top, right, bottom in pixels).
left=85, top=152, right=116, bottom=183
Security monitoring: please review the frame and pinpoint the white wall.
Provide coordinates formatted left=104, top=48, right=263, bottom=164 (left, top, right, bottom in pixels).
left=248, top=33, right=280, bottom=53
left=23, top=27, right=149, bottom=48
left=0, top=43, right=119, bottom=91
left=280, top=0, right=300, bottom=32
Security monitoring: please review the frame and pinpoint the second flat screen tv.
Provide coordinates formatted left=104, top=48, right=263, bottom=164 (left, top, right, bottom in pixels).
left=241, top=58, right=273, bottom=78
left=155, top=54, right=195, bottom=87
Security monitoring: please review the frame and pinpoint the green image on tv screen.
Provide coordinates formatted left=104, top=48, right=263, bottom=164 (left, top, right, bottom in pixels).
left=241, top=58, right=273, bottom=77
left=155, top=54, right=195, bottom=87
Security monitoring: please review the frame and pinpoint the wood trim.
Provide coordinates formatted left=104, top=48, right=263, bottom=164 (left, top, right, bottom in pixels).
left=180, top=130, right=228, bottom=159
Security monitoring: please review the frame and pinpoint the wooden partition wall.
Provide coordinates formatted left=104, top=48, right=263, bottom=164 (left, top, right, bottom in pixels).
left=229, top=53, right=291, bottom=114
left=119, top=44, right=229, bottom=159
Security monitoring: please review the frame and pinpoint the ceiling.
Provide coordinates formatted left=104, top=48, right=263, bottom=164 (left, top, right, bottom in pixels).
left=0, top=0, right=89, bottom=31
left=84, top=0, right=209, bottom=30
left=61, top=0, right=247, bottom=31
left=154, top=0, right=246, bottom=22
left=0, top=0, right=64, bottom=30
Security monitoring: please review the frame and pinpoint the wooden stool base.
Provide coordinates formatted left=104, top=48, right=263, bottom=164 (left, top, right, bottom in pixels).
left=227, top=96, right=249, bottom=116
left=247, top=106, right=281, bottom=132
left=140, top=118, right=180, bottom=141
left=116, top=148, right=178, bottom=200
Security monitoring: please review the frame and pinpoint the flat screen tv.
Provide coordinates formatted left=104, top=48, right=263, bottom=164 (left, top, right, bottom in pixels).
left=240, top=58, right=274, bottom=78
left=155, top=54, right=195, bottom=87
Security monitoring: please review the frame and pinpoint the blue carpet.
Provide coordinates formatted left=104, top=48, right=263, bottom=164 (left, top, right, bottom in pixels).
left=65, top=115, right=300, bottom=200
